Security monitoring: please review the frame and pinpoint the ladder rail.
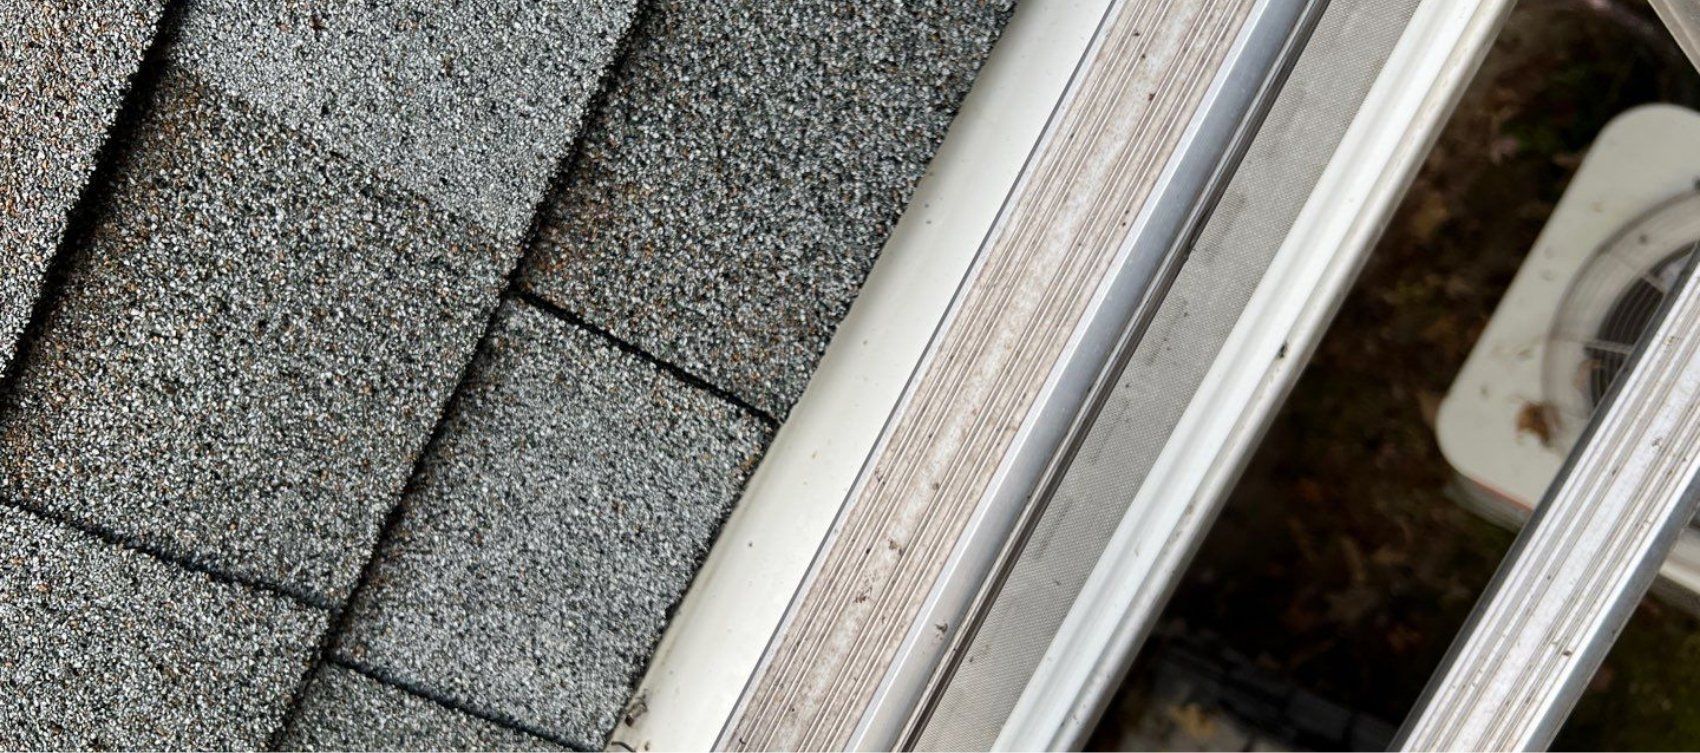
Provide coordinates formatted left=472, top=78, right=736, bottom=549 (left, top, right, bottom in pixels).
left=989, top=0, right=1514, bottom=747
left=1650, top=0, right=1700, bottom=73
left=1398, top=247, right=1700, bottom=751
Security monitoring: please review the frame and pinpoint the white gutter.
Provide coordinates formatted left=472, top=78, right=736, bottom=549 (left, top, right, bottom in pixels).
left=604, top=3, right=1111, bottom=749
left=726, top=0, right=1309, bottom=746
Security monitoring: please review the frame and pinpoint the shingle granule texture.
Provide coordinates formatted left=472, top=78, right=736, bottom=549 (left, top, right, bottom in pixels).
left=0, top=0, right=163, bottom=368
left=281, top=664, right=564, bottom=751
left=0, top=505, right=325, bottom=749
left=523, top=0, right=1015, bottom=416
left=174, top=0, right=637, bottom=241
left=339, top=301, right=770, bottom=749
left=0, top=70, right=512, bottom=603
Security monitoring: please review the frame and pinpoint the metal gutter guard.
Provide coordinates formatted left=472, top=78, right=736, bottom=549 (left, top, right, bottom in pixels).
left=606, top=3, right=1117, bottom=749
left=990, top=1, right=1516, bottom=749
left=721, top=0, right=1315, bottom=749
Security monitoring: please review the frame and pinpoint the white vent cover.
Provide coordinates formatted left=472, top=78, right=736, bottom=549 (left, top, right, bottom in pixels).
left=1438, top=104, right=1700, bottom=605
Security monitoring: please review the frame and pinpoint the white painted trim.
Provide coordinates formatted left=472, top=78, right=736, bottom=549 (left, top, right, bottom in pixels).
left=994, top=1, right=1517, bottom=749
left=603, top=3, right=1112, bottom=749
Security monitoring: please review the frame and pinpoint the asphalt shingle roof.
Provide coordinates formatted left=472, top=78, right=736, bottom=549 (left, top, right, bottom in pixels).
left=0, top=0, right=636, bottom=604
left=338, top=301, right=769, bottom=749
left=0, top=68, right=515, bottom=602
left=0, top=505, right=324, bottom=749
left=173, top=0, right=635, bottom=241
left=0, top=0, right=1010, bottom=744
left=523, top=0, right=1015, bottom=416
left=0, top=0, right=163, bottom=367
left=280, top=664, right=565, bottom=751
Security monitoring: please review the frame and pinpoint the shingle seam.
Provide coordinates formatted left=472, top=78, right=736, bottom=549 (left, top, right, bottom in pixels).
left=264, top=464, right=423, bottom=752
left=268, top=3, right=660, bottom=747
left=329, top=656, right=592, bottom=752
left=599, top=412, right=777, bottom=751
left=513, top=288, right=782, bottom=429
left=0, top=493, right=333, bottom=611
left=0, top=0, right=188, bottom=402
left=0, top=0, right=345, bottom=617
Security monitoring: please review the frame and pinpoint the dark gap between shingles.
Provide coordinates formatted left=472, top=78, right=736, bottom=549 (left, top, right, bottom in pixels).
left=268, top=2, right=674, bottom=748
left=0, top=493, right=332, bottom=611
left=512, top=288, right=781, bottom=429
left=0, top=0, right=189, bottom=409
left=0, top=0, right=342, bottom=638
left=330, top=656, right=594, bottom=752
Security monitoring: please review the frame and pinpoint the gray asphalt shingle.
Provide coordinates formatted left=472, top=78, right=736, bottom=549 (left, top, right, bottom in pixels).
left=0, top=505, right=325, bottom=749
left=281, top=664, right=565, bottom=752
left=0, top=0, right=634, bottom=602
left=0, top=0, right=1013, bottom=743
left=337, top=301, right=769, bottom=749
left=523, top=0, right=1014, bottom=416
left=174, top=0, right=636, bottom=241
left=0, top=70, right=512, bottom=602
left=0, top=0, right=163, bottom=368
